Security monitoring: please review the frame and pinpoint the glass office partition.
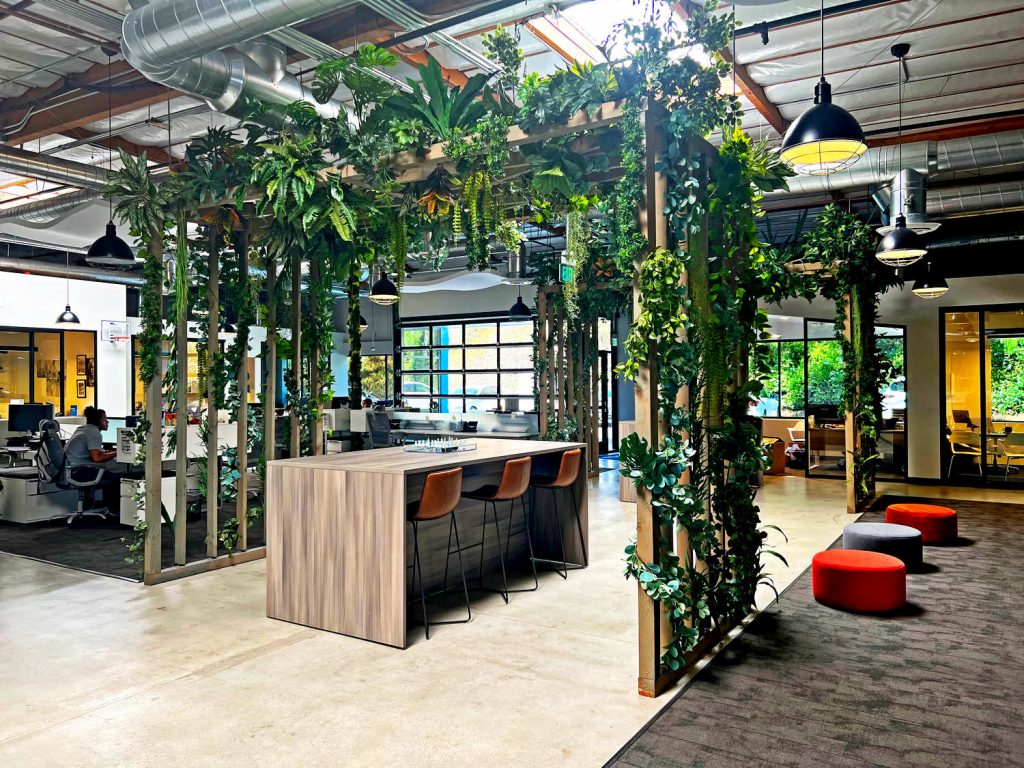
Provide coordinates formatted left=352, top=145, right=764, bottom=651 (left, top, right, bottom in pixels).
left=806, top=320, right=845, bottom=478
left=943, top=311, right=983, bottom=480
left=876, top=325, right=906, bottom=480
left=984, top=307, right=1024, bottom=483
left=0, top=331, right=32, bottom=419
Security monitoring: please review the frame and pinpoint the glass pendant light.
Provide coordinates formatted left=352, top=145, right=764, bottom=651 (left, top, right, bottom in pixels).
left=86, top=53, right=137, bottom=270
left=368, top=266, right=399, bottom=306
left=509, top=284, right=531, bottom=318
left=912, top=261, right=948, bottom=299
left=877, top=44, right=927, bottom=268
left=56, top=250, right=81, bottom=326
left=779, top=0, right=867, bottom=175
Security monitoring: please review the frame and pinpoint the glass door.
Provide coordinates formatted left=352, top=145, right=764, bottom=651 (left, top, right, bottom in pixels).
left=805, top=319, right=845, bottom=478
left=984, top=307, right=1024, bottom=483
left=0, top=331, right=32, bottom=419
left=877, top=325, right=907, bottom=480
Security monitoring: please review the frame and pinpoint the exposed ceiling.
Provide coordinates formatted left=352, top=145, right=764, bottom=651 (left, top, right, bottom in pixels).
left=0, top=0, right=1022, bottom=279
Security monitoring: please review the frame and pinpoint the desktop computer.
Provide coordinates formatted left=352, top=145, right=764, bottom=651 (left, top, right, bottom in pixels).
left=100, top=416, right=139, bottom=446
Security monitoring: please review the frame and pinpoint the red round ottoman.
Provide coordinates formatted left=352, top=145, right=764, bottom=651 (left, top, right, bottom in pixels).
left=812, top=550, right=906, bottom=613
left=885, top=503, right=958, bottom=544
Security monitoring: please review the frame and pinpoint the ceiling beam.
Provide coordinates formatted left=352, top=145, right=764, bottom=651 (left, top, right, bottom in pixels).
left=391, top=46, right=470, bottom=88
left=60, top=127, right=176, bottom=166
left=673, top=2, right=787, bottom=135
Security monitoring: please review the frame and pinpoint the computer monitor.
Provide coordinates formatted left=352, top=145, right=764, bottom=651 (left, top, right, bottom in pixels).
left=8, top=403, right=54, bottom=433
left=100, top=416, right=138, bottom=444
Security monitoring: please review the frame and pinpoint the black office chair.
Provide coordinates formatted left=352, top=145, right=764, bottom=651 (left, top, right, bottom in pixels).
left=367, top=411, right=397, bottom=449
left=35, top=419, right=112, bottom=524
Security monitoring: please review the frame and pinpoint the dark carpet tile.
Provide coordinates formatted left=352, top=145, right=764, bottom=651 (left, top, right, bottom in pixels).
left=0, top=499, right=264, bottom=580
left=607, top=496, right=1024, bottom=768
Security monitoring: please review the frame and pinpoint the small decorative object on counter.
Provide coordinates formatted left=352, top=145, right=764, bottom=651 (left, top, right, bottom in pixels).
left=404, top=439, right=477, bottom=454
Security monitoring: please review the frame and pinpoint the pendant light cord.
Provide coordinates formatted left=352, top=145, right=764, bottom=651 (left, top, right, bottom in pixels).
left=897, top=50, right=903, bottom=219
left=107, top=53, right=113, bottom=222
left=820, top=0, right=825, bottom=80
left=65, top=250, right=70, bottom=305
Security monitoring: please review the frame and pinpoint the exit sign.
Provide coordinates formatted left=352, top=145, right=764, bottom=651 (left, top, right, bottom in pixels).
left=560, top=263, right=574, bottom=283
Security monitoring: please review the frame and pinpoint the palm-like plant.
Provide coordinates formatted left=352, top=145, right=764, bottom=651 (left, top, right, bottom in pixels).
left=386, top=56, right=491, bottom=141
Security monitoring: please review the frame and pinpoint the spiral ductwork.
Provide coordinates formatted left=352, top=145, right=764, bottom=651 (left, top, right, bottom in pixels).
left=0, top=190, right=104, bottom=225
left=0, top=146, right=108, bottom=190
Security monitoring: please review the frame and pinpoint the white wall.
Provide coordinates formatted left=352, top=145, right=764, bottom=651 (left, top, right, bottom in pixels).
left=768, top=274, right=1024, bottom=479
left=0, top=271, right=132, bottom=415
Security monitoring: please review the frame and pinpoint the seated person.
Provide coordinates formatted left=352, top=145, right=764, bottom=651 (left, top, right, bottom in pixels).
left=361, top=397, right=374, bottom=409
left=65, top=407, right=121, bottom=511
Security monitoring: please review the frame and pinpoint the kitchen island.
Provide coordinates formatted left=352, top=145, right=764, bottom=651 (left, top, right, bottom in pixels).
left=266, top=439, right=587, bottom=648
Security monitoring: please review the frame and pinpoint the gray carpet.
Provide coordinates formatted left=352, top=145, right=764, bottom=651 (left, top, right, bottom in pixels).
left=607, top=496, right=1024, bottom=768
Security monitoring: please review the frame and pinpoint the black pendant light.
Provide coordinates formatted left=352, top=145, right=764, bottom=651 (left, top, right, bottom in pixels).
left=876, top=44, right=927, bottom=268
left=368, top=267, right=399, bottom=306
left=779, top=0, right=867, bottom=175
left=56, top=250, right=81, bottom=326
left=359, top=314, right=368, bottom=332
left=509, top=280, right=531, bottom=318
left=912, top=260, right=948, bottom=299
left=86, top=52, right=137, bottom=270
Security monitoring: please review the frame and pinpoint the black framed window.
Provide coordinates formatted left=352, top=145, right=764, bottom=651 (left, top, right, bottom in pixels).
left=398, top=316, right=535, bottom=413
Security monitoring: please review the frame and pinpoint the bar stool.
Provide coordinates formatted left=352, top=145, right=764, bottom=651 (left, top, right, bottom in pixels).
left=463, top=456, right=536, bottom=603
left=408, top=467, right=470, bottom=639
left=530, top=448, right=586, bottom=578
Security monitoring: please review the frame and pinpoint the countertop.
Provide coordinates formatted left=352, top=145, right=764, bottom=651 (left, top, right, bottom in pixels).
left=269, top=438, right=583, bottom=475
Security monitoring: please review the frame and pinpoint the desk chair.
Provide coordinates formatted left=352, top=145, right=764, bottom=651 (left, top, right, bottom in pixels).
left=463, top=456, right=535, bottom=603
left=1002, top=432, right=1024, bottom=480
left=947, top=430, right=983, bottom=477
left=367, top=411, right=397, bottom=449
left=408, top=467, right=470, bottom=639
left=65, top=466, right=113, bottom=524
left=35, top=420, right=112, bottom=524
left=951, top=409, right=977, bottom=431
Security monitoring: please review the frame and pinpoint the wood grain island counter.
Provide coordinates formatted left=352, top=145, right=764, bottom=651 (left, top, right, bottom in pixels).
left=266, top=439, right=587, bottom=648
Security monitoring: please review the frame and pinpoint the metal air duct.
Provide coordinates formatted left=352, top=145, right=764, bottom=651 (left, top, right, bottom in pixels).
left=928, top=180, right=1024, bottom=218
left=121, top=0, right=359, bottom=118
left=0, top=146, right=108, bottom=190
left=878, top=168, right=939, bottom=235
left=0, top=255, right=144, bottom=286
left=0, top=190, right=104, bottom=225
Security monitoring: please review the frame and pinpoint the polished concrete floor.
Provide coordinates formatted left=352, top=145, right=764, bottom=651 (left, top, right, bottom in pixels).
left=0, top=468, right=1016, bottom=767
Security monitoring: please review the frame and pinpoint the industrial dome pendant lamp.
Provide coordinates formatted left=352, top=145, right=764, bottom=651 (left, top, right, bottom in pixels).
left=508, top=283, right=531, bottom=318
left=912, top=260, right=949, bottom=299
left=779, top=0, right=867, bottom=175
left=87, top=51, right=137, bottom=270
left=56, top=250, right=81, bottom=326
left=368, top=265, right=399, bottom=306
left=876, top=43, right=927, bottom=268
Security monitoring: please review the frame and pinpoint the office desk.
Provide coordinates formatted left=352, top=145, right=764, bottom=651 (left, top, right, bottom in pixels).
left=266, top=439, right=586, bottom=648
left=1, top=446, right=34, bottom=467
left=0, top=467, right=78, bottom=523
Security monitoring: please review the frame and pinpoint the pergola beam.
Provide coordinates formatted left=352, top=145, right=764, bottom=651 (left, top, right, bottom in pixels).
left=672, top=2, right=787, bottom=135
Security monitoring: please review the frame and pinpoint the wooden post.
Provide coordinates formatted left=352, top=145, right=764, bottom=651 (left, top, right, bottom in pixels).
left=591, top=316, right=600, bottom=474
left=843, top=293, right=857, bottom=514
left=309, top=257, right=323, bottom=457
left=143, top=233, right=164, bottom=578
left=636, top=99, right=672, bottom=697
left=556, top=305, right=566, bottom=432
left=264, top=253, right=277, bottom=468
left=536, top=288, right=548, bottom=434
left=174, top=245, right=189, bottom=566
left=236, top=227, right=250, bottom=549
left=206, top=226, right=220, bottom=558
left=290, top=252, right=302, bottom=458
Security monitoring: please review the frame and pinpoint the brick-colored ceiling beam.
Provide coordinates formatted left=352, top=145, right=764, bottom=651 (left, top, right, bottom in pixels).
left=61, top=127, right=176, bottom=166
left=868, top=114, right=1024, bottom=146
left=4, top=79, right=176, bottom=146
left=673, top=2, right=788, bottom=135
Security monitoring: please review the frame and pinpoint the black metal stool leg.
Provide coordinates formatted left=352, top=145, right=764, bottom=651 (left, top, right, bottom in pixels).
left=522, top=495, right=539, bottom=590
left=412, top=521, right=430, bottom=639
left=500, top=495, right=539, bottom=592
left=451, top=513, right=472, bottom=622
left=478, top=501, right=488, bottom=585
left=491, top=500, right=509, bottom=603
left=442, top=513, right=454, bottom=603
left=569, top=485, right=587, bottom=567
left=551, top=487, right=569, bottom=578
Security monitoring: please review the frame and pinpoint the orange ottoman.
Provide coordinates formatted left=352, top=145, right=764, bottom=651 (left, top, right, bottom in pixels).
left=812, top=550, right=906, bottom=613
left=885, top=503, right=958, bottom=544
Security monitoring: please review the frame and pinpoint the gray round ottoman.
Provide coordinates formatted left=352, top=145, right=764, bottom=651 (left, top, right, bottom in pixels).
left=843, top=522, right=923, bottom=571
